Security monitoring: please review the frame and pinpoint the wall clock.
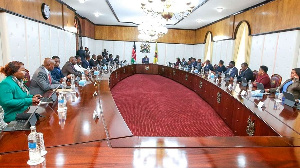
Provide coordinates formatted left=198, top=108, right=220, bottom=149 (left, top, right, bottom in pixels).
left=41, top=3, right=50, bottom=20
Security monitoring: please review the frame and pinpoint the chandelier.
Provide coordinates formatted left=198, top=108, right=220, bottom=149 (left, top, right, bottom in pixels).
left=141, top=0, right=197, bottom=21
left=138, top=17, right=168, bottom=42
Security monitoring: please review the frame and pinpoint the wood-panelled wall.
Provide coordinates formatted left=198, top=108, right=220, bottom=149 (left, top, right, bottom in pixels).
left=196, top=0, right=300, bottom=43
left=0, top=0, right=63, bottom=28
left=195, top=16, right=234, bottom=44
left=95, top=26, right=196, bottom=44
left=63, top=5, right=75, bottom=30
left=81, top=19, right=95, bottom=39
left=234, top=0, right=300, bottom=35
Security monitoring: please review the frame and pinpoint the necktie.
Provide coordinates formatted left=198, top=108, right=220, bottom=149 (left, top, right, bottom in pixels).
left=48, top=74, right=52, bottom=84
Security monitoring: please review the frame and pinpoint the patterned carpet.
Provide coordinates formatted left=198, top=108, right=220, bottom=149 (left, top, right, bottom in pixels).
left=111, top=74, right=234, bottom=137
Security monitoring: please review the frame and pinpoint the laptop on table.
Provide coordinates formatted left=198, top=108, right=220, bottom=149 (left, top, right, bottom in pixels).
left=40, top=84, right=61, bottom=103
left=256, top=83, right=265, bottom=93
left=2, top=106, right=39, bottom=132
left=283, top=92, right=296, bottom=107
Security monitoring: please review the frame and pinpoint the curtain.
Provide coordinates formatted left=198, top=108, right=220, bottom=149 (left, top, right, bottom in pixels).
left=204, top=32, right=212, bottom=61
left=233, top=22, right=251, bottom=65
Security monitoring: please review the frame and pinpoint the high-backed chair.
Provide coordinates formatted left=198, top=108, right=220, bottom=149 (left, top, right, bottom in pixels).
left=270, top=74, right=282, bottom=88
left=23, top=69, right=31, bottom=88
left=253, top=70, right=258, bottom=81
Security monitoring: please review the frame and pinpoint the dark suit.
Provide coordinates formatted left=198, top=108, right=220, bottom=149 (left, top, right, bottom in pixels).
left=62, top=62, right=81, bottom=77
left=216, top=65, right=227, bottom=74
left=89, top=59, right=97, bottom=67
left=142, top=57, right=149, bottom=64
left=29, top=66, right=60, bottom=96
left=114, top=58, right=119, bottom=64
left=191, top=61, right=197, bottom=68
left=237, top=68, right=253, bottom=82
left=225, top=67, right=238, bottom=78
left=81, top=59, right=90, bottom=69
left=51, top=67, right=64, bottom=82
left=203, top=63, right=214, bottom=72
left=76, top=49, right=86, bottom=60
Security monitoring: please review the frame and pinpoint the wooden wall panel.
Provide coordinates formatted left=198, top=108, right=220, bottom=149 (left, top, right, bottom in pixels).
left=63, top=5, right=75, bottom=31
left=234, top=0, right=300, bottom=35
left=0, top=0, right=64, bottom=28
left=158, top=29, right=195, bottom=44
left=95, top=26, right=139, bottom=42
left=95, top=26, right=195, bottom=44
left=195, top=16, right=234, bottom=44
left=81, top=19, right=95, bottom=39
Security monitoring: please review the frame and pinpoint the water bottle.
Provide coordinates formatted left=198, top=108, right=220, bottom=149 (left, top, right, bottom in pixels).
left=210, top=72, right=214, bottom=79
left=233, top=77, right=237, bottom=84
left=275, top=88, right=280, bottom=99
left=58, top=93, right=64, bottom=111
left=37, top=132, right=47, bottom=156
left=28, top=126, right=41, bottom=163
left=70, top=74, right=75, bottom=90
left=248, top=80, right=253, bottom=90
left=81, top=72, right=86, bottom=81
left=62, top=77, right=67, bottom=90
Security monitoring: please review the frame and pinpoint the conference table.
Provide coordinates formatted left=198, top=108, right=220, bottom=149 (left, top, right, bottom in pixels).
left=0, top=64, right=299, bottom=167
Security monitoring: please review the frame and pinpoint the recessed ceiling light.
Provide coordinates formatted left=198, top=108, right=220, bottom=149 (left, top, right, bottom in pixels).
left=79, top=0, right=86, bottom=3
left=196, top=19, right=202, bottom=23
left=94, top=12, right=103, bottom=17
left=216, top=7, right=224, bottom=12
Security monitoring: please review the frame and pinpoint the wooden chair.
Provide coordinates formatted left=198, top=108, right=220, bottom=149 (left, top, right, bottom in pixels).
left=253, top=70, right=258, bottom=81
left=270, top=74, right=282, bottom=88
left=23, top=69, right=31, bottom=88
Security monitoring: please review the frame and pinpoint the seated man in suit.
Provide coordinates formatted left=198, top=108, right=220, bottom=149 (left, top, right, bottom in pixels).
left=62, top=56, right=82, bottom=77
left=30, top=58, right=61, bottom=96
left=215, top=60, right=227, bottom=75
left=237, top=62, right=253, bottom=82
left=196, top=59, right=202, bottom=71
left=191, top=58, right=197, bottom=68
left=225, top=61, right=238, bottom=79
left=114, top=55, right=120, bottom=65
left=89, top=54, right=98, bottom=68
left=203, top=60, right=214, bottom=73
left=181, top=58, right=187, bottom=66
left=142, top=56, right=149, bottom=64
left=82, top=55, right=90, bottom=69
left=51, top=56, right=65, bottom=82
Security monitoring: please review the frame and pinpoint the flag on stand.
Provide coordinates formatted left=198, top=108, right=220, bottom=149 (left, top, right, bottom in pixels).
left=154, top=42, right=158, bottom=64
left=131, top=42, right=136, bottom=64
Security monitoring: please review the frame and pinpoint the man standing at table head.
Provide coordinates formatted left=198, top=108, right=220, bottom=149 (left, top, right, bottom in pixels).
left=237, top=62, right=253, bottom=82
left=76, top=46, right=85, bottom=60
left=30, top=58, right=61, bottom=96
left=225, top=61, right=238, bottom=79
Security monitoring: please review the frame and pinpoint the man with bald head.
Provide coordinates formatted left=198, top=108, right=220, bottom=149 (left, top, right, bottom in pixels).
left=30, top=58, right=61, bottom=95
left=61, top=56, right=82, bottom=77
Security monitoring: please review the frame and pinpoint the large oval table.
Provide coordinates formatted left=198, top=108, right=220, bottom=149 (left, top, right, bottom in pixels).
left=0, top=64, right=299, bottom=167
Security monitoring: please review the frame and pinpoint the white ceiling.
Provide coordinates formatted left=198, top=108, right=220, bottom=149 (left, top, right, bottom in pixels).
left=62, top=0, right=268, bottom=29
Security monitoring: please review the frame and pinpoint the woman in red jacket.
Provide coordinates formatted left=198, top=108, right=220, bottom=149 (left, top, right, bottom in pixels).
left=253, top=65, right=271, bottom=89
